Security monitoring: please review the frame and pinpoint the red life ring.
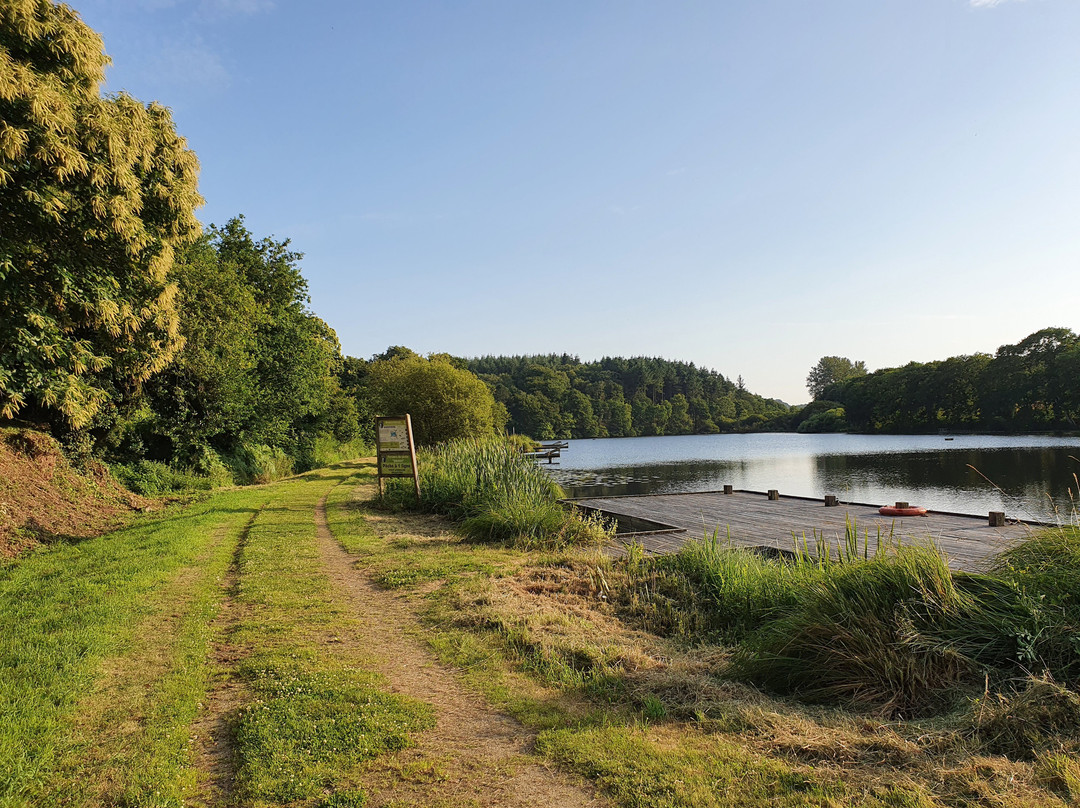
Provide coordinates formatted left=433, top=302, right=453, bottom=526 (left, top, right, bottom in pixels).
left=879, top=505, right=928, bottom=517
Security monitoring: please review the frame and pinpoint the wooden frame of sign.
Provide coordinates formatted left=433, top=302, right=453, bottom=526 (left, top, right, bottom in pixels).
left=375, top=414, right=421, bottom=501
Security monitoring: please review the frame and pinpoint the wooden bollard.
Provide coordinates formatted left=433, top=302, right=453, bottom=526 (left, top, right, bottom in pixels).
left=989, top=511, right=1005, bottom=527
left=723, top=485, right=733, bottom=495
left=768, top=489, right=780, bottom=501
left=824, top=495, right=838, bottom=507
left=895, top=501, right=909, bottom=509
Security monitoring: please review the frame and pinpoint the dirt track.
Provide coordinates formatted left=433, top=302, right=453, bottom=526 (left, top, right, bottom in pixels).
left=314, top=494, right=604, bottom=807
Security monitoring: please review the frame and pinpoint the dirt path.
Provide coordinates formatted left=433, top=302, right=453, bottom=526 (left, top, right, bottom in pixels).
left=314, top=494, right=604, bottom=808
left=190, top=509, right=261, bottom=806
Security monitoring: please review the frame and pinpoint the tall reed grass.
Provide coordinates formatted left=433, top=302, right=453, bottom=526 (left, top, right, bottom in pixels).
left=617, top=523, right=1080, bottom=717
left=384, top=437, right=611, bottom=549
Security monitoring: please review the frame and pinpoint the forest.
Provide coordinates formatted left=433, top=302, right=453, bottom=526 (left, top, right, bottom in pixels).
left=821, top=327, right=1080, bottom=434
left=466, top=355, right=790, bottom=439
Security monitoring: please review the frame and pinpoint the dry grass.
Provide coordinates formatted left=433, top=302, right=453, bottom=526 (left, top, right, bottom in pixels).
left=423, top=543, right=1078, bottom=807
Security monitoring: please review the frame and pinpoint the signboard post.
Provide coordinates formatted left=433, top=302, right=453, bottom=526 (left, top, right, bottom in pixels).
left=375, top=414, right=420, bottom=501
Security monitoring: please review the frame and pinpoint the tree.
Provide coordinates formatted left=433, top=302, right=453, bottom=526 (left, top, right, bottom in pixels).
left=368, top=354, right=499, bottom=445
left=0, top=1, right=202, bottom=427
left=132, top=218, right=356, bottom=466
left=806, top=356, right=867, bottom=400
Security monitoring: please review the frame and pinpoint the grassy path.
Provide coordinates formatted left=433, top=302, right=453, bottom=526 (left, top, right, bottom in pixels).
left=4, top=459, right=1076, bottom=807
left=0, top=468, right=434, bottom=806
left=0, top=462, right=602, bottom=807
left=314, top=488, right=602, bottom=807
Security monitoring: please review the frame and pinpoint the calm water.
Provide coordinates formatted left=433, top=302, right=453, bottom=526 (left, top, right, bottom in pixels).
left=547, top=433, right=1080, bottom=523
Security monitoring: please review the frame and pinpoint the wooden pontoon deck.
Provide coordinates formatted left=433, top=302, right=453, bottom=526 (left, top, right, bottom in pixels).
left=569, top=490, right=1045, bottom=571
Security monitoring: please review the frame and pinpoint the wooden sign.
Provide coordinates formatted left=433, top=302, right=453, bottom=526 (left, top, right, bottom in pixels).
left=375, top=414, right=420, bottom=500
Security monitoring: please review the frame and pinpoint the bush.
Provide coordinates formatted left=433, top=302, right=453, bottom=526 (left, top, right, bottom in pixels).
left=796, top=407, right=848, bottom=433
left=110, top=460, right=215, bottom=496
left=225, top=444, right=295, bottom=485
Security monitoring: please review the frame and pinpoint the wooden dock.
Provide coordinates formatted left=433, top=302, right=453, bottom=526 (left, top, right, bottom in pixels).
left=569, top=490, right=1045, bottom=571
left=523, top=441, right=568, bottom=464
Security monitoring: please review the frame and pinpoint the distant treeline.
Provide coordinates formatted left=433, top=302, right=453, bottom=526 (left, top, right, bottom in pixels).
left=465, top=355, right=791, bottom=440
left=822, top=328, right=1080, bottom=433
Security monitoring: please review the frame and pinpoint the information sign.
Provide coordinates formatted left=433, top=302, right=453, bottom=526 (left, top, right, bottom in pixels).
left=378, top=419, right=409, bottom=451
left=374, top=414, right=420, bottom=500
left=378, top=452, right=413, bottom=476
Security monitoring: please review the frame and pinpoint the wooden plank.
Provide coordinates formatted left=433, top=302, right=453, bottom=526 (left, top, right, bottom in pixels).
left=570, top=491, right=1039, bottom=571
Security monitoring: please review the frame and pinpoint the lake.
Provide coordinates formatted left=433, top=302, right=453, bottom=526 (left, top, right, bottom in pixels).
left=547, top=433, right=1080, bottom=523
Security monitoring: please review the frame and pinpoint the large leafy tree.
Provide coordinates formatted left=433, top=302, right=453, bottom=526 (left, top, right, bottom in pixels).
left=0, top=0, right=201, bottom=427
left=368, top=353, right=500, bottom=445
left=807, top=356, right=867, bottom=400
left=136, top=217, right=356, bottom=463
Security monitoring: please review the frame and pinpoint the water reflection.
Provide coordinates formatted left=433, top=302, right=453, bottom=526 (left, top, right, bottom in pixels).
left=549, top=434, right=1080, bottom=523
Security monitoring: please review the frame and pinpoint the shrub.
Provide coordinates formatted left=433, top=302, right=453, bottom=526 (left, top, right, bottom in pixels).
left=110, top=460, right=214, bottom=496
left=225, top=444, right=295, bottom=485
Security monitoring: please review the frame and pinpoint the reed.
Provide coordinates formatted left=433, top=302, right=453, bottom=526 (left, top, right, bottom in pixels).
left=385, top=437, right=611, bottom=549
left=618, top=523, right=1080, bottom=717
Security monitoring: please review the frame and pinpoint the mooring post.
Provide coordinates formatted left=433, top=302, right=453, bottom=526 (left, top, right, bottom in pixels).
left=723, top=484, right=733, bottom=494
left=988, top=511, right=1005, bottom=527
left=768, top=489, right=780, bottom=501
left=895, top=501, right=909, bottom=509
left=824, top=495, right=838, bottom=507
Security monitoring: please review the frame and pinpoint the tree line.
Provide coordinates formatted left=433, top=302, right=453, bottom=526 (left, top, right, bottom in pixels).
left=465, top=355, right=791, bottom=439
left=819, top=328, right=1080, bottom=433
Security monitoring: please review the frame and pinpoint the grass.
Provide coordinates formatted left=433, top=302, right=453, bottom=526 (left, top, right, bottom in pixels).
left=0, top=490, right=260, bottom=806
left=349, top=477, right=1079, bottom=806
left=0, top=464, right=431, bottom=808
left=6, top=454, right=1079, bottom=807
left=611, top=523, right=1080, bottom=719
left=537, top=725, right=850, bottom=808
left=220, top=471, right=435, bottom=805
left=382, top=437, right=612, bottom=549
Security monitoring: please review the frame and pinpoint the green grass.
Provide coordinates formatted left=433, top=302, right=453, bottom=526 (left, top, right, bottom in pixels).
left=383, top=437, right=612, bottom=549
left=326, top=466, right=519, bottom=590
left=315, top=462, right=1080, bottom=807
left=110, top=459, right=224, bottom=495
left=0, top=464, right=432, bottom=808
left=227, top=470, right=434, bottom=805
left=537, top=726, right=860, bottom=808
left=234, top=665, right=430, bottom=803
left=0, top=490, right=261, bottom=806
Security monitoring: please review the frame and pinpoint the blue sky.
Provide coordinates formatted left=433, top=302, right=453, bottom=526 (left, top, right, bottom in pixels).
left=76, top=0, right=1080, bottom=404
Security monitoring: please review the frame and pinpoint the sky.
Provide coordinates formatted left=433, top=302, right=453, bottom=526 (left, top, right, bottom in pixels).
left=74, top=0, right=1080, bottom=405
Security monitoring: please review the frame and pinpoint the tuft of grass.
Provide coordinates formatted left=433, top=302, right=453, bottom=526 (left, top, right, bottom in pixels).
left=384, top=437, right=612, bottom=549
left=969, top=674, right=1080, bottom=759
left=730, top=544, right=973, bottom=716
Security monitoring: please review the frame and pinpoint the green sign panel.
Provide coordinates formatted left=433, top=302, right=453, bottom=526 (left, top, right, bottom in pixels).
left=379, top=451, right=413, bottom=477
